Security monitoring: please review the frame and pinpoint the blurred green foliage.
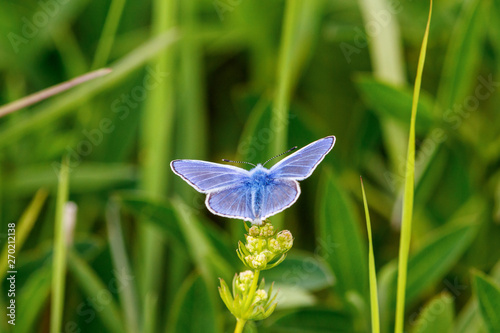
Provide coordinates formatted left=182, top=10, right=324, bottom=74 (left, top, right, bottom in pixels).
left=0, top=0, right=499, bottom=332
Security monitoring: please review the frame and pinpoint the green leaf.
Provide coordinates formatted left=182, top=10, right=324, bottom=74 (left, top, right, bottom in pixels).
left=317, top=170, right=367, bottom=300
left=474, top=271, right=500, bottom=332
left=436, top=0, right=488, bottom=113
left=117, top=192, right=186, bottom=248
left=67, top=251, right=125, bottom=333
left=454, top=261, right=500, bottom=333
left=379, top=221, right=477, bottom=332
left=273, top=285, right=316, bottom=309
left=117, top=193, right=234, bottom=282
left=263, top=308, right=353, bottom=333
left=172, top=198, right=234, bottom=283
left=454, top=299, right=487, bottom=333
left=106, top=200, right=139, bottom=333
left=260, top=252, right=334, bottom=291
left=167, top=273, right=219, bottom=333
left=412, top=293, right=454, bottom=333
left=14, top=266, right=51, bottom=333
left=355, top=75, right=436, bottom=134
left=4, top=163, right=137, bottom=195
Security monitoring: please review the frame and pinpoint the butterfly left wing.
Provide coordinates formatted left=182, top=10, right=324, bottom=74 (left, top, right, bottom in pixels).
left=269, top=136, right=335, bottom=180
left=171, top=160, right=256, bottom=221
left=171, top=160, right=250, bottom=193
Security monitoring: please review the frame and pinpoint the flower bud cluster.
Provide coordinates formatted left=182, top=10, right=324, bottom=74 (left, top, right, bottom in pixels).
left=218, top=221, right=293, bottom=324
left=218, top=271, right=277, bottom=321
left=237, top=222, right=293, bottom=270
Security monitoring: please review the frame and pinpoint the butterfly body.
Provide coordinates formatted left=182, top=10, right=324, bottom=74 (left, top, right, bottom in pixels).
left=171, top=136, right=335, bottom=225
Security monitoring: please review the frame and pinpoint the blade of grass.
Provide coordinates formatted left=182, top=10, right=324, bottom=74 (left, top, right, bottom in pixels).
left=67, top=251, right=125, bottom=333
left=91, top=0, right=127, bottom=69
left=0, top=29, right=179, bottom=148
left=391, top=0, right=488, bottom=226
left=356, top=0, right=405, bottom=84
left=168, top=0, right=207, bottom=319
left=143, top=293, right=158, bottom=333
left=394, top=2, right=432, bottom=332
left=177, top=0, right=207, bottom=163
left=172, top=198, right=233, bottom=284
left=360, top=177, right=380, bottom=333
left=167, top=273, right=219, bottom=333
left=357, top=0, right=407, bottom=173
left=51, top=24, right=89, bottom=76
left=270, top=0, right=303, bottom=229
left=318, top=170, right=367, bottom=305
left=14, top=265, right=52, bottom=333
left=0, top=68, right=111, bottom=118
left=0, top=188, right=48, bottom=279
left=5, top=163, right=137, bottom=195
left=412, top=293, right=454, bottom=333
left=473, top=271, right=500, bottom=332
left=137, top=0, right=176, bottom=308
left=50, top=157, right=70, bottom=333
left=106, top=200, right=139, bottom=333
left=271, top=0, right=303, bottom=157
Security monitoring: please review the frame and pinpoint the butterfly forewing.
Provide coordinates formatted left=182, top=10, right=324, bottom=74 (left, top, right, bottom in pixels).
left=269, top=136, right=335, bottom=180
left=170, top=160, right=250, bottom=193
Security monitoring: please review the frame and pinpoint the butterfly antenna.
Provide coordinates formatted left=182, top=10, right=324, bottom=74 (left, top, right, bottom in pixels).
left=262, top=146, right=298, bottom=166
left=222, top=159, right=256, bottom=167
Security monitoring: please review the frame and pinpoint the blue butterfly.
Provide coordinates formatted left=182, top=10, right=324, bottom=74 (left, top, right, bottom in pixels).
left=170, top=136, right=335, bottom=225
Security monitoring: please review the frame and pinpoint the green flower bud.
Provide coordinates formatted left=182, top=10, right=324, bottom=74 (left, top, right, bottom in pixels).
left=253, top=289, right=268, bottom=306
left=248, top=226, right=260, bottom=237
left=261, top=249, right=274, bottom=260
left=268, top=238, right=280, bottom=253
left=260, top=224, right=275, bottom=237
left=276, top=230, right=293, bottom=252
left=247, top=253, right=267, bottom=270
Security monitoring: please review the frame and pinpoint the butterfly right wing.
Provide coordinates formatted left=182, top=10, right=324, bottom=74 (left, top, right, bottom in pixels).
left=170, top=160, right=250, bottom=193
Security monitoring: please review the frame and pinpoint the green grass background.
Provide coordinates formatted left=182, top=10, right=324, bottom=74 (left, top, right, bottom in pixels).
left=0, top=0, right=499, bottom=332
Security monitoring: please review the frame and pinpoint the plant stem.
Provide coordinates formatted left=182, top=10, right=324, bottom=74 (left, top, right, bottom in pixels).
left=234, top=318, right=247, bottom=333
left=0, top=69, right=111, bottom=118
left=91, top=0, right=126, bottom=69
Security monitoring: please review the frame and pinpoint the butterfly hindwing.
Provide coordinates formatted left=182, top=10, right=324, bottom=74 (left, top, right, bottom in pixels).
left=170, top=160, right=250, bottom=193
left=259, top=179, right=300, bottom=220
left=269, top=136, right=335, bottom=180
left=206, top=185, right=255, bottom=221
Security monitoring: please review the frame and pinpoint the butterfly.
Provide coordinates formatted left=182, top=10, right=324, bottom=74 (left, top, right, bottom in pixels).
left=170, top=136, right=335, bottom=225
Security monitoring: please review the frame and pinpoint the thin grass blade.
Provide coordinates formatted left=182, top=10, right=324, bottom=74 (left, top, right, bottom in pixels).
left=394, top=2, right=432, bottom=332
left=50, top=158, right=70, bottom=333
left=360, top=177, right=380, bottom=333
left=0, top=188, right=48, bottom=278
